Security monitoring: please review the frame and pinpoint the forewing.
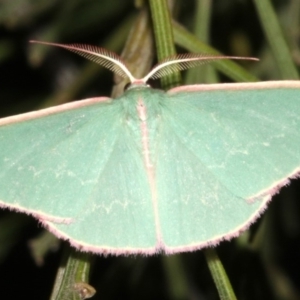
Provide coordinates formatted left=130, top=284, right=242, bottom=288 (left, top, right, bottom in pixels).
left=167, top=81, right=300, bottom=199
left=0, top=98, right=114, bottom=221
left=156, top=81, right=300, bottom=251
left=0, top=97, right=156, bottom=253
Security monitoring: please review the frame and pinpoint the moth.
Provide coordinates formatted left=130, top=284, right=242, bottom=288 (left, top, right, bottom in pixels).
left=0, top=41, right=299, bottom=255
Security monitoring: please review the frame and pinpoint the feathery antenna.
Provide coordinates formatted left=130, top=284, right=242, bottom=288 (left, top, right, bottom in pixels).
left=30, top=41, right=258, bottom=85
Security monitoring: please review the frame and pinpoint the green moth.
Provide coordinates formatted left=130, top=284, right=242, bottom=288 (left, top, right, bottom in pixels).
left=0, top=42, right=299, bottom=255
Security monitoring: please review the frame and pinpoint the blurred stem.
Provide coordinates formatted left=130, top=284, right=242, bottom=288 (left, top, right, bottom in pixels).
left=173, top=21, right=259, bottom=82
left=148, top=0, right=181, bottom=88
left=0, top=40, right=14, bottom=63
left=111, top=7, right=154, bottom=97
left=185, top=0, right=218, bottom=84
left=194, top=0, right=210, bottom=40
left=162, top=255, right=189, bottom=299
left=253, top=0, right=299, bottom=79
left=29, top=231, right=60, bottom=266
left=38, top=13, right=135, bottom=108
left=29, top=0, right=81, bottom=66
left=50, top=246, right=95, bottom=300
left=204, top=248, right=237, bottom=300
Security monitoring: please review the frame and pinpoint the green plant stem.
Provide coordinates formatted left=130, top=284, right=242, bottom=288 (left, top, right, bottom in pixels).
left=148, top=0, right=180, bottom=88
left=185, top=0, right=218, bottom=84
left=50, top=246, right=95, bottom=300
left=173, top=21, right=259, bottom=82
left=162, top=255, right=189, bottom=299
left=204, top=248, right=237, bottom=300
left=253, top=0, right=299, bottom=79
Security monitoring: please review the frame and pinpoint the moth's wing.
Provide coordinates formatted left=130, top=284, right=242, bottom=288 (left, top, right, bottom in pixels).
left=0, top=98, right=112, bottom=221
left=156, top=81, right=300, bottom=252
left=167, top=81, right=300, bottom=199
left=0, top=97, right=156, bottom=254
